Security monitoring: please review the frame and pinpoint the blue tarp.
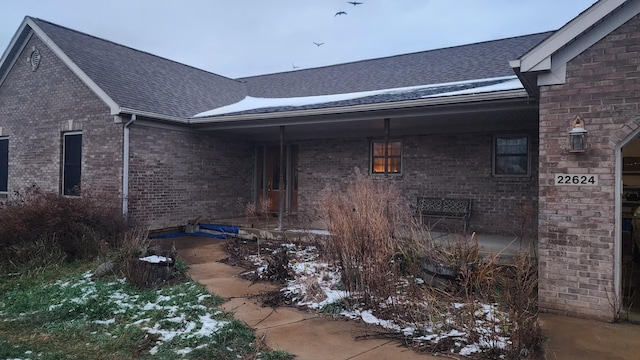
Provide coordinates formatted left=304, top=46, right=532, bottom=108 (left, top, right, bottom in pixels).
left=199, top=224, right=240, bottom=234
left=150, top=224, right=240, bottom=239
left=151, top=231, right=229, bottom=239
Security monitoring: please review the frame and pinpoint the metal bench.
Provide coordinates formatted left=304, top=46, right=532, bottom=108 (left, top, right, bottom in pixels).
left=416, top=197, right=472, bottom=233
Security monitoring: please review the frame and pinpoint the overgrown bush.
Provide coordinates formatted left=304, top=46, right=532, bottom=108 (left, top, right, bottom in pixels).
left=317, top=169, right=543, bottom=359
left=0, top=186, right=133, bottom=271
left=319, top=169, right=416, bottom=305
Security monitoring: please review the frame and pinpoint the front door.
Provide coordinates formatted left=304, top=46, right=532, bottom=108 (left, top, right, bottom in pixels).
left=256, top=145, right=298, bottom=213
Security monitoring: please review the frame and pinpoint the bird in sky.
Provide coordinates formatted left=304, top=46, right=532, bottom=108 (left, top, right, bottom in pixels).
left=292, top=63, right=299, bottom=69
left=335, top=11, right=347, bottom=16
left=348, top=1, right=363, bottom=5
left=313, top=42, right=324, bottom=47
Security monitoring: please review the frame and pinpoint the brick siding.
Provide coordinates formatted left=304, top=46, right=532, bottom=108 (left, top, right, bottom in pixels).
left=297, top=132, right=539, bottom=237
left=538, top=14, right=640, bottom=321
left=128, top=125, right=253, bottom=230
left=0, top=36, right=122, bottom=198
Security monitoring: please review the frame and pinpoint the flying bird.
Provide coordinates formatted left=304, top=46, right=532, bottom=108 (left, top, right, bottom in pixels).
left=313, top=42, right=324, bottom=47
left=348, top=1, right=363, bottom=5
left=335, top=11, right=347, bottom=16
left=292, top=63, right=299, bottom=69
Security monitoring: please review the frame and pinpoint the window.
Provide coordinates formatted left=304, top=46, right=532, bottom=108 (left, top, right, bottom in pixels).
left=62, top=132, right=82, bottom=195
left=0, top=138, right=7, bottom=193
left=371, top=140, right=402, bottom=174
left=494, top=136, right=529, bottom=176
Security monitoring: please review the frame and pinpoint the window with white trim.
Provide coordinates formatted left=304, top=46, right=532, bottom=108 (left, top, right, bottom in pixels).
left=371, top=139, right=402, bottom=174
left=62, top=132, right=82, bottom=196
left=0, top=137, right=7, bottom=193
left=493, top=135, right=529, bottom=176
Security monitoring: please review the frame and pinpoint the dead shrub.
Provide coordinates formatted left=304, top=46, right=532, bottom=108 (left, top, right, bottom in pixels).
left=315, top=169, right=542, bottom=358
left=0, top=186, right=134, bottom=272
left=319, top=169, right=414, bottom=305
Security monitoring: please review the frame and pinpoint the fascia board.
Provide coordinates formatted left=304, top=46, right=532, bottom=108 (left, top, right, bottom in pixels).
left=537, top=0, right=640, bottom=86
left=26, top=18, right=121, bottom=115
left=188, top=89, right=530, bottom=126
left=519, top=0, right=627, bottom=73
left=117, top=107, right=188, bottom=123
left=0, top=18, right=32, bottom=87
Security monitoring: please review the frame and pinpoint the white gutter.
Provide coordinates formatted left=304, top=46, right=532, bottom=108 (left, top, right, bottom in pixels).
left=116, top=107, right=188, bottom=123
left=189, top=88, right=530, bottom=125
left=122, top=114, right=136, bottom=215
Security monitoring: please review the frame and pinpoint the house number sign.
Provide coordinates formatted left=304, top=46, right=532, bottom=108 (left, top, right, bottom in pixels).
left=554, top=174, right=598, bottom=186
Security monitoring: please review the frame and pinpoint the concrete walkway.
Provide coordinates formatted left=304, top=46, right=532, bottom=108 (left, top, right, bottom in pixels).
left=164, top=236, right=640, bottom=360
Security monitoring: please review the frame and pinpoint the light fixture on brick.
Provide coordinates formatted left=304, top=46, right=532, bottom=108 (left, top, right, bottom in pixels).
left=569, top=115, right=587, bottom=153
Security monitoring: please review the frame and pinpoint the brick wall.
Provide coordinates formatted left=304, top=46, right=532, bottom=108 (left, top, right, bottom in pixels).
left=128, top=125, right=253, bottom=230
left=0, top=36, right=122, bottom=198
left=538, top=14, right=640, bottom=321
left=297, top=131, right=538, bottom=237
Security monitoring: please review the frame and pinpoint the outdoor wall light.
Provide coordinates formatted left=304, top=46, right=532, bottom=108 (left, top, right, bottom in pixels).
left=569, top=115, right=587, bottom=153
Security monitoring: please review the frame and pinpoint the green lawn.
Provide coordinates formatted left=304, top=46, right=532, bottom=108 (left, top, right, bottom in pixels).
left=0, top=263, right=292, bottom=360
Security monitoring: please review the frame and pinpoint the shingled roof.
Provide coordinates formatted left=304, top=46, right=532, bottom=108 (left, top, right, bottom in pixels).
left=240, top=32, right=552, bottom=99
left=29, top=17, right=247, bottom=119
left=1, top=17, right=552, bottom=121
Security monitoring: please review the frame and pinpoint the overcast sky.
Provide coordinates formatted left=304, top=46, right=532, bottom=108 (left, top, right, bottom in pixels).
left=0, top=0, right=598, bottom=79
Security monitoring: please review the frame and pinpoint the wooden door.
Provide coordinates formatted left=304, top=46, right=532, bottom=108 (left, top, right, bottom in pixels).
left=257, top=145, right=298, bottom=213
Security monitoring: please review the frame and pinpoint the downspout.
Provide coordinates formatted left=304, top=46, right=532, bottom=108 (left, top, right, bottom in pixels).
left=122, top=114, right=136, bottom=216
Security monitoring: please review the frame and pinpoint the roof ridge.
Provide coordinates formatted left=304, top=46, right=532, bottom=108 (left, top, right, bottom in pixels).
left=29, top=16, right=241, bottom=83
left=239, top=31, right=555, bottom=80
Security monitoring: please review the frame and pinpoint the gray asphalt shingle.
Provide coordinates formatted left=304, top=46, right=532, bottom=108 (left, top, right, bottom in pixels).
left=239, top=32, right=552, bottom=99
left=25, top=17, right=552, bottom=119
left=31, top=18, right=247, bottom=119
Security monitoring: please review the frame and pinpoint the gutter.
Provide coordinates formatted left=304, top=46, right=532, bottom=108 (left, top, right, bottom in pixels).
left=188, top=88, right=530, bottom=125
left=122, top=114, right=136, bottom=216
left=116, top=107, right=189, bottom=123
left=115, top=88, right=531, bottom=131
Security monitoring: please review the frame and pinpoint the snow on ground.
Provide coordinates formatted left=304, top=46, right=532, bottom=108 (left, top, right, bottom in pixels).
left=33, top=272, right=232, bottom=357
left=139, top=255, right=172, bottom=263
left=248, top=242, right=512, bottom=357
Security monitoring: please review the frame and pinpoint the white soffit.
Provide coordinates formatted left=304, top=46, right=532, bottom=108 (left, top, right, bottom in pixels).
left=539, top=0, right=640, bottom=85
left=518, top=0, right=628, bottom=73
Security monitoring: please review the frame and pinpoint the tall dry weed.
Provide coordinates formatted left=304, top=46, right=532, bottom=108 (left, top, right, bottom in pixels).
left=319, top=169, right=413, bottom=304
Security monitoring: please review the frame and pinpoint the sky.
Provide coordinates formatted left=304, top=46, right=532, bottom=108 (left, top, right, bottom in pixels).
left=0, top=0, right=599, bottom=79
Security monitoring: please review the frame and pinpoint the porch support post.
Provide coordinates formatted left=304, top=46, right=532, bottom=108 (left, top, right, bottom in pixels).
left=384, top=118, right=390, bottom=177
left=278, top=126, right=285, bottom=231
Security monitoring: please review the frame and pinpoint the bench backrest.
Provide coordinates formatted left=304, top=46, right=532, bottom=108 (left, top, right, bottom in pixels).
left=416, top=197, right=472, bottom=217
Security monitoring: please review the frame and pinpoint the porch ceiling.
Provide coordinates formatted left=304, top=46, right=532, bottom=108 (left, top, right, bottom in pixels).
left=193, top=95, right=539, bottom=142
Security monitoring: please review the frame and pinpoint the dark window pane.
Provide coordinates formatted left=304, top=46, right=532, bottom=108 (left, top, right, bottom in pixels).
left=496, top=155, right=527, bottom=175
left=496, top=137, right=527, bottom=155
left=495, top=136, right=528, bottom=175
left=63, top=133, right=82, bottom=196
left=0, top=139, right=7, bottom=192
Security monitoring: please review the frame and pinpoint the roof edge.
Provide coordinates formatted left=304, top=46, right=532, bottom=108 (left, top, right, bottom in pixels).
left=24, top=17, right=121, bottom=114
left=514, top=0, right=628, bottom=73
left=189, top=88, right=531, bottom=126
left=0, top=17, right=32, bottom=87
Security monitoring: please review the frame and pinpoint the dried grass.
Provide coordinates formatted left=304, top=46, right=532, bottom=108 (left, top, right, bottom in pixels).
left=0, top=186, right=134, bottom=271
left=316, top=169, right=543, bottom=358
